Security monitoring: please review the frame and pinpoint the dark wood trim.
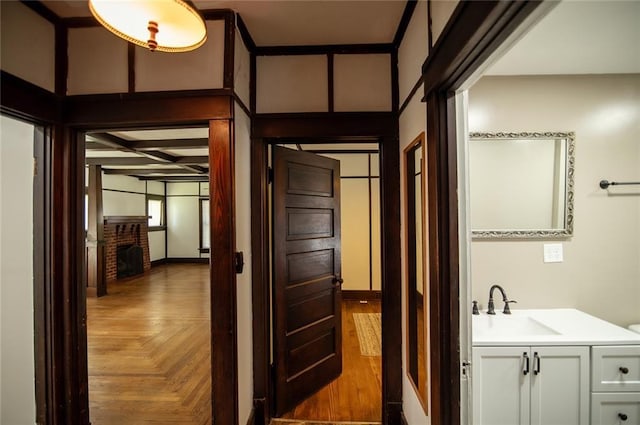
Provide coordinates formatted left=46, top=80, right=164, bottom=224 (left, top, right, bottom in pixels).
left=253, top=113, right=397, bottom=139
left=138, top=175, right=210, bottom=182
left=327, top=53, right=334, bottom=113
left=87, top=165, right=107, bottom=297
left=163, top=257, right=210, bottom=264
left=224, top=13, right=236, bottom=90
left=86, top=156, right=209, bottom=166
left=237, top=14, right=256, bottom=52
left=209, top=118, right=239, bottom=425
left=245, top=407, right=256, bottom=425
left=422, top=1, right=547, bottom=95
left=201, top=9, right=235, bottom=21
left=250, top=137, right=270, bottom=425
left=393, top=0, right=418, bottom=48
left=380, top=135, right=402, bottom=425
left=251, top=115, right=401, bottom=425
left=0, top=71, right=61, bottom=124
left=250, top=54, right=257, bottom=113
left=151, top=258, right=167, bottom=267
left=255, top=43, right=394, bottom=56
left=51, top=127, right=90, bottom=424
left=20, top=0, right=60, bottom=24
left=420, top=2, right=550, bottom=425
left=368, top=153, right=374, bottom=291
left=63, top=17, right=99, bottom=28
left=64, top=90, right=233, bottom=127
left=391, top=48, right=399, bottom=113
left=234, top=94, right=251, bottom=118
left=55, top=22, right=68, bottom=96
left=401, top=412, right=409, bottom=425
left=399, top=78, right=423, bottom=116
left=33, top=124, right=51, bottom=425
left=104, top=168, right=207, bottom=175
left=342, top=290, right=382, bottom=300
left=128, top=44, right=136, bottom=93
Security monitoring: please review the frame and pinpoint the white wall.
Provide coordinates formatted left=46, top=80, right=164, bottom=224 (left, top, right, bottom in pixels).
left=0, top=1, right=55, bottom=92
left=234, top=102, right=253, bottom=425
left=166, top=182, right=208, bottom=259
left=430, top=0, right=460, bottom=47
left=468, top=74, right=640, bottom=327
left=334, top=54, right=391, bottom=112
left=67, top=20, right=225, bottom=95
left=398, top=3, right=430, bottom=423
left=0, top=115, right=37, bottom=424
left=234, top=28, right=251, bottom=109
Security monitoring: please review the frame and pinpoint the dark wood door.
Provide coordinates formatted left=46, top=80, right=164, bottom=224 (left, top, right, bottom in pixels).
left=272, top=146, right=342, bottom=416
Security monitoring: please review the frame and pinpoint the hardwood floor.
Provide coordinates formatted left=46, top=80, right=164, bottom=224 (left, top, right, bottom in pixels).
left=87, top=263, right=211, bottom=425
left=280, top=300, right=382, bottom=423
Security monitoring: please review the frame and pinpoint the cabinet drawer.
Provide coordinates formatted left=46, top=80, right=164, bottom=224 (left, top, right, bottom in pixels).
left=591, top=393, right=640, bottom=425
left=592, top=346, right=640, bottom=392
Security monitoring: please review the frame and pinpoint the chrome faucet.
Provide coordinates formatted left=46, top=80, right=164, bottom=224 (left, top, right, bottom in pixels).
left=487, top=284, right=517, bottom=314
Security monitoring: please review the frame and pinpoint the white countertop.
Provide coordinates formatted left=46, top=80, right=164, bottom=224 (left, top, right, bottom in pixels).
left=472, top=308, right=640, bottom=346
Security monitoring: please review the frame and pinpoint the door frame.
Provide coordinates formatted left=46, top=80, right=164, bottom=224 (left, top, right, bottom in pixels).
left=421, top=2, right=556, bottom=425
left=251, top=112, right=402, bottom=424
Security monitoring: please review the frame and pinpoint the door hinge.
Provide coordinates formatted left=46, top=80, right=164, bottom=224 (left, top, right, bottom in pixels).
left=268, top=167, right=273, bottom=184
left=461, top=360, right=471, bottom=380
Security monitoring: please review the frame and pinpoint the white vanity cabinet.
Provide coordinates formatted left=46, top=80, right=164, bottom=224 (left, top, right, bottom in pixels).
left=473, top=345, right=590, bottom=425
left=591, top=345, right=640, bottom=425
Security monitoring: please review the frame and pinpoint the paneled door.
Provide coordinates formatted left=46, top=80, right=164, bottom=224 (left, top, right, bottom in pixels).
left=272, top=146, right=343, bottom=416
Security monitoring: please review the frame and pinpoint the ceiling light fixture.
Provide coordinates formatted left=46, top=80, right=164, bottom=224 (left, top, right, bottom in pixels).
left=88, top=0, right=207, bottom=53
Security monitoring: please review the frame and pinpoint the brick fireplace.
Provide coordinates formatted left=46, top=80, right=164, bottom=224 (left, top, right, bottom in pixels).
left=104, top=216, right=151, bottom=282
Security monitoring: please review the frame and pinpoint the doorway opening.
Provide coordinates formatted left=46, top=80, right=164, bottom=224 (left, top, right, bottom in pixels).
left=268, top=141, right=383, bottom=423
left=82, top=126, right=212, bottom=424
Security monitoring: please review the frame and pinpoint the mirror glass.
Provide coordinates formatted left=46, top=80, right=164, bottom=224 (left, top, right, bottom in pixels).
left=405, top=133, right=428, bottom=412
left=469, top=132, right=575, bottom=238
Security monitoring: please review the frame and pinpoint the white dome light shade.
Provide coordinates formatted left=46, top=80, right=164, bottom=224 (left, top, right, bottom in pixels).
left=88, top=0, right=207, bottom=52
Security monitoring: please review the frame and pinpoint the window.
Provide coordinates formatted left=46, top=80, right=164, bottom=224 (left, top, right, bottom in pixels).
left=200, top=198, right=210, bottom=252
left=146, top=194, right=165, bottom=229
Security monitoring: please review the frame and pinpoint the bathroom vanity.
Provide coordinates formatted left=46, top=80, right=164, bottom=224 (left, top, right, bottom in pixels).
left=472, top=309, right=640, bottom=425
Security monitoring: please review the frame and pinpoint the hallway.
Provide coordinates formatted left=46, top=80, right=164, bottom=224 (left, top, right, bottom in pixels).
left=281, top=300, right=382, bottom=423
left=86, top=263, right=211, bottom=425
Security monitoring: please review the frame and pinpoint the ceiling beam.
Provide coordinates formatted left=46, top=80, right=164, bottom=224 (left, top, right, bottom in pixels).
left=89, top=133, right=208, bottom=174
left=131, top=138, right=209, bottom=150
left=103, top=168, right=208, bottom=175
left=86, top=156, right=208, bottom=166
left=137, top=175, right=209, bottom=182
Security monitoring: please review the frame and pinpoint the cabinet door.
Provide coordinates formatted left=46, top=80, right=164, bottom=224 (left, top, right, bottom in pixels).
left=530, top=346, right=589, bottom=425
left=473, top=346, right=531, bottom=425
left=592, top=392, right=640, bottom=425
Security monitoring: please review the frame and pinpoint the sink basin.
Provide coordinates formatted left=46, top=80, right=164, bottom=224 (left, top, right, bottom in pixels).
left=473, top=314, right=561, bottom=337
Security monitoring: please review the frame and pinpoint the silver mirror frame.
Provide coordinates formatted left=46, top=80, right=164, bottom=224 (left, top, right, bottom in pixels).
left=470, top=131, right=575, bottom=239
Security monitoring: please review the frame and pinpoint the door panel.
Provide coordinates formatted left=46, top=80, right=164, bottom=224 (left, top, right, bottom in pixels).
left=273, top=146, right=342, bottom=416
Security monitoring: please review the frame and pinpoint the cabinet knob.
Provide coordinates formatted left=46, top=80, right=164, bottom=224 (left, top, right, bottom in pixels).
left=618, top=413, right=627, bottom=421
left=619, top=366, right=629, bottom=374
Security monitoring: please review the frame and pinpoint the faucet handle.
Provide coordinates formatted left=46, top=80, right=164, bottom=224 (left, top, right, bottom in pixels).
left=472, top=301, right=479, bottom=315
left=503, top=300, right=517, bottom=314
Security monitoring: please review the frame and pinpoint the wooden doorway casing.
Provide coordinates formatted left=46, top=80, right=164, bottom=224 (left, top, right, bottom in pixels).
left=250, top=112, right=402, bottom=425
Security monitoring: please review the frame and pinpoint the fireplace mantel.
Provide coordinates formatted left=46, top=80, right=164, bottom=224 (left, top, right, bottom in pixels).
left=104, top=216, right=149, bottom=224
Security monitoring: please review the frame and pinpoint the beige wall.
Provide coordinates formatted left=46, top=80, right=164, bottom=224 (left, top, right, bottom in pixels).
left=0, top=115, right=37, bottom=424
left=0, top=1, right=55, bottom=92
left=67, top=20, right=225, bottom=95
left=234, top=103, right=253, bottom=425
left=256, top=53, right=393, bottom=113
left=468, top=74, right=640, bottom=327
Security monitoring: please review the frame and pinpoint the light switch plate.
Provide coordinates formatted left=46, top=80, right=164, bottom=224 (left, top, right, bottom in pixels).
left=543, top=243, right=563, bottom=263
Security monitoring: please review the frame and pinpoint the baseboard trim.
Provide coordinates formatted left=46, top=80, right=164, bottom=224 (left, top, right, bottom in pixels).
left=152, top=258, right=209, bottom=266
left=343, top=290, right=382, bottom=300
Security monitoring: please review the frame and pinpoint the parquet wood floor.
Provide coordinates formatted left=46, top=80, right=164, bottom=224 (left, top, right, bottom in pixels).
left=87, top=263, right=211, bottom=425
left=280, top=300, right=382, bottom=423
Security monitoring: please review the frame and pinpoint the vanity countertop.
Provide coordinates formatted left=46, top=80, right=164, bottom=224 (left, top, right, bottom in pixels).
left=472, top=308, right=640, bottom=346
